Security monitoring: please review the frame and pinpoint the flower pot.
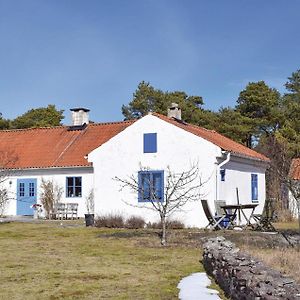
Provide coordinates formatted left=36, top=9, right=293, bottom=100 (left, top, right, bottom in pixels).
left=85, top=214, right=94, bottom=227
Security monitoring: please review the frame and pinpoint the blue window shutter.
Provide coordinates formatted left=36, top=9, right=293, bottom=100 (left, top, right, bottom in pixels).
left=143, top=133, right=157, bottom=153
left=251, top=174, right=258, bottom=201
left=138, top=172, right=142, bottom=202
left=153, top=172, right=163, bottom=200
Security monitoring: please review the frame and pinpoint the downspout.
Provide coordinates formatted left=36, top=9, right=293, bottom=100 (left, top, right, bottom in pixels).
left=216, top=152, right=231, bottom=200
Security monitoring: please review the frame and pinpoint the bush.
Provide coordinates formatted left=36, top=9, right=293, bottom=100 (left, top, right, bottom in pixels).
left=125, top=216, right=145, bottom=229
left=167, top=219, right=185, bottom=229
left=147, top=219, right=185, bottom=230
left=94, top=214, right=125, bottom=228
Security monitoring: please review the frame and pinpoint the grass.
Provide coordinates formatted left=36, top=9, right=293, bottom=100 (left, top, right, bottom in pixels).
left=0, top=221, right=208, bottom=300
left=8, top=219, right=299, bottom=299
left=240, top=221, right=300, bottom=284
left=274, top=220, right=299, bottom=231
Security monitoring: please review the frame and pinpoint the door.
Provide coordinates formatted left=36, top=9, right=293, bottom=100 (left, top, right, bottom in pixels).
left=16, top=178, right=37, bottom=215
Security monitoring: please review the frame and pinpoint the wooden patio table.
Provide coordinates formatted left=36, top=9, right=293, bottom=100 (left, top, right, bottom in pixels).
left=221, top=203, right=259, bottom=229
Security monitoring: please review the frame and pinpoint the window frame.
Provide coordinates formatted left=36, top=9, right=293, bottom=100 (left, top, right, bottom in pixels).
left=66, top=176, right=82, bottom=198
left=138, top=170, right=164, bottom=202
left=251, top=174, right=258, bottom=202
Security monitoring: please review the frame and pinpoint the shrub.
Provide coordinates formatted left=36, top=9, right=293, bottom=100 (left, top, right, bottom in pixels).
left=125, top=216, right=146, bottom=229
left=94, top=214, right=125, bottom=228
left=147, top=219, right=185, bottom=230
left=167, top=219, right=185, bottom=229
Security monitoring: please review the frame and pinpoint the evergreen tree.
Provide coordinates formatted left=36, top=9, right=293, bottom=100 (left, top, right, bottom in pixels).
left=122, top=81, right=204, bottom=123
left=10, top=105, right=64, bottom=129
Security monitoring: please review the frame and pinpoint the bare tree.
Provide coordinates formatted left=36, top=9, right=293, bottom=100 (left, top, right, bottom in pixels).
left=0, top=150, right=18, bottom=216
left=0, top=189, right=9, bottom=216
left=85, top=189, right=95, bottom=214
left=40, top=178, right=63, bottom=219
left=115, top=163, right=206, bottom=245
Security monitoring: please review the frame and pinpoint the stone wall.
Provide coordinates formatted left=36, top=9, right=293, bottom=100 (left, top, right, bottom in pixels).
left=203, top=237, right=300, bottom=300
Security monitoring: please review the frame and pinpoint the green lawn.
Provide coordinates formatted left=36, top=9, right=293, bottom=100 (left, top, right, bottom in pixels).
left=0, top=221, right=204, bottom=299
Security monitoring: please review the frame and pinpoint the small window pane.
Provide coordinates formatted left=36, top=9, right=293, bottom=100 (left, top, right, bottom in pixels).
left=19, top=183, right=25, bottom=197
left=75, top=177, right=81, bottom=186
left=153, top=173, right=162, bottom=199
left=141, top=173, right=150, bottom=200
left=29, top=182, right=35, bottom=197
left=75, top=187, right=82, bottom=197
left=67, top=177, right=74, bottom=186
left=67, top=187, right=73, bottom=197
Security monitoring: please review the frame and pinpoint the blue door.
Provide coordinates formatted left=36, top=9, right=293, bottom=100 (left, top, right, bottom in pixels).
left=16, top=179, right=37, bottom=215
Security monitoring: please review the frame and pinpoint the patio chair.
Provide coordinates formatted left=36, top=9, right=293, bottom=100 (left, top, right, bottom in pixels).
left=50, top=203, right=66, bottom=219
left=56, top=203, right=66, bottom=219
left=214, top=200, right=236, bottom=229
left=252, top=214, right=277, bottom=232
left=66, top=203, right=78, bottom=220
left=201, top=199, right=226, bottom=230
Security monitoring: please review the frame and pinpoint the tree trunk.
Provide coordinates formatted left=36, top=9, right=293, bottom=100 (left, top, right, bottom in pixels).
left=297, top=201, right=300, bottom=234
left=161, top=216, right=167, bottom=246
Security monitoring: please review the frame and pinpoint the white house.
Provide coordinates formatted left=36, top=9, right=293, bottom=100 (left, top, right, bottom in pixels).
left=0, top=106, right=269, bottom=227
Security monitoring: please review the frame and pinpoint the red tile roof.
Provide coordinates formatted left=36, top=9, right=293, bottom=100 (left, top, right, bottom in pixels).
left=0, top=121, right=135, bottom=169
left=289, top=158, right=300, bottom=180
left=0, top=113, right=269, bottom=169
left=152, top=113, right=269, bottom=162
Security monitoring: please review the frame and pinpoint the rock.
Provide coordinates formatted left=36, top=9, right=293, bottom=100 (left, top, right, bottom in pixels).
left=202, top=237, right=300, bottom=299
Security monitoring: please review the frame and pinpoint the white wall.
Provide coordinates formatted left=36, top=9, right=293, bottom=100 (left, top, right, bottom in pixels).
left=3, top=167, right=93, bottom=217
left=89, top=114, right=222, bottom=228
left=218, top=157, right=267, bottom=221
left=289, top=191, right=299, bottom=219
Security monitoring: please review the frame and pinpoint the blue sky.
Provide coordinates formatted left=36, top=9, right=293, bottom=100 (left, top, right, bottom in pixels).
left=0, top=0, right=299, bottom=124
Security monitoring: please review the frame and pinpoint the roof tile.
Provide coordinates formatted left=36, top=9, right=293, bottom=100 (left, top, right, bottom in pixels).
left=289, top=158, right=300, bottom=180
left=0, top=121, right=135, bottom=169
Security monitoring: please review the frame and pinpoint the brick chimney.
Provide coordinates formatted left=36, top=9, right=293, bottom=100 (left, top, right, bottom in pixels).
left=70, top=108, right=90, bottom=126
left=167, top=103, right=181, bottom=120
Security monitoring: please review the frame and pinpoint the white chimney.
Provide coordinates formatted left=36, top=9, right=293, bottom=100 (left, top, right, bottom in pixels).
left=167, top=103, right=181, bottom=120
left=70, top=108, right=90, bottom=126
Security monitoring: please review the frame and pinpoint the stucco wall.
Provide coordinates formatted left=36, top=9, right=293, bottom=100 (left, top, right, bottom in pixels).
left=289, top=191, right=299, bottom=219
left=3, top=167, right=93, bottom=217
left=89, top=114, right=267, bottom=228
left=218, top=158, right=267, bottom=217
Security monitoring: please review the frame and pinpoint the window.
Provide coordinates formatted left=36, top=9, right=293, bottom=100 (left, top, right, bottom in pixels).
left=66, top=177, right=82, bottom=197
left=138, top=170, right=164, bottom=202
left=19, top=183, right=25, bottom=197
left=220, top=169, right=226, bottom=181
left=29, top=182, right=35, bottom=197
left=143, top=133, right=157, bottom=153
left=251, top=174, right=258, bottom=202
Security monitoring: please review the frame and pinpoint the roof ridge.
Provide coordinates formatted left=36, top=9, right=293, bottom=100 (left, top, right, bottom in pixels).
left=150, top=112, right=269, bottom=162
left=0, top=125, right=66, bottom=132
left=88, top=119, right=136, bottom=126
left=0, top=119, right=136, bottom=133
